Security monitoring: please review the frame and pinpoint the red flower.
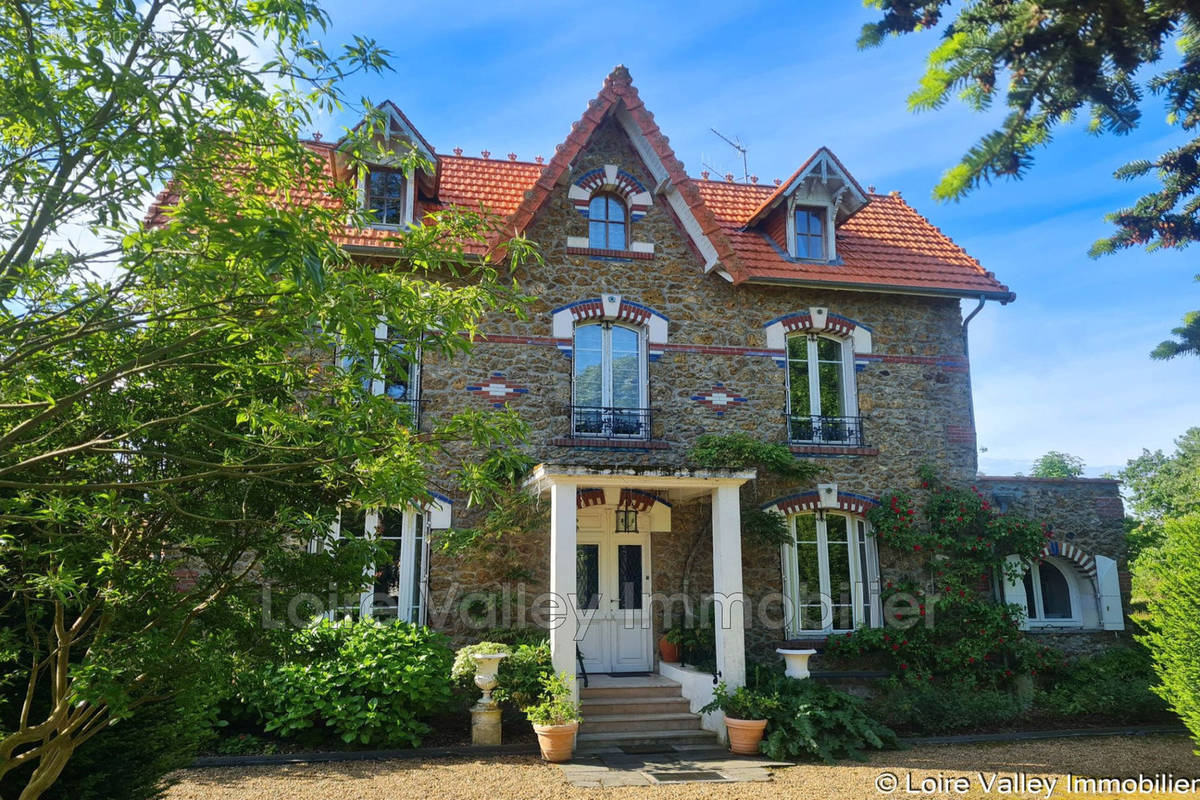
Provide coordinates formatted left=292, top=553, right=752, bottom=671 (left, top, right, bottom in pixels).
left=913, top=544, right=922, bottom=551
left=900, top=663, right=908, bottom=670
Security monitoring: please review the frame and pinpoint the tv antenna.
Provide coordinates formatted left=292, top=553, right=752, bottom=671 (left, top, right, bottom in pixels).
left=710, top=128, right=749, bottom=182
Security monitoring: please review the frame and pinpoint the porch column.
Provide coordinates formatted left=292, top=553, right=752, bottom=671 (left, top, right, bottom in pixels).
left=548, top=479, right=578, bottom=700
left=711, top=483, right=746, bottom=687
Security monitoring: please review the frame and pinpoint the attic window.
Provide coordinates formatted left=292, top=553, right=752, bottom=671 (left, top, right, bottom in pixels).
left=365, top=168, right=408, bottom=227
left=588, top=193, right=627, bottom=250
left=794, top=207, right=826, bottom=260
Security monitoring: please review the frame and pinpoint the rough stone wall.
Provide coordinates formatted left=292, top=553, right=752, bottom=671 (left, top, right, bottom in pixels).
left=975, top=475, right=1132, bottom=652
left=418, top=115, right=986, bottom=646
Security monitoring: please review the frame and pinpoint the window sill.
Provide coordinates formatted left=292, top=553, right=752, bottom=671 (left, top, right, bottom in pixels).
left=550, top=436, right=669, bottom=450
left=790, top=444, right=878, bottom=456
left=566, top=246, right=654, bottom=261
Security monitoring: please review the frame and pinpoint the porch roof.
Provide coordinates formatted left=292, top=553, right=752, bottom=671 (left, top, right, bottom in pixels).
left=525, top=463, right=755, bottom=504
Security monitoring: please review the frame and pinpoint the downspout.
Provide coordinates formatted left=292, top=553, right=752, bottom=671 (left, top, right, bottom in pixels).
left=961, top=296, right=987, bottom=473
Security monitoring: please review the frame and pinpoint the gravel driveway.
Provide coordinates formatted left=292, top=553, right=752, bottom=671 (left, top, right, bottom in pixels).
left=163, top=734, right=1198, bottom=800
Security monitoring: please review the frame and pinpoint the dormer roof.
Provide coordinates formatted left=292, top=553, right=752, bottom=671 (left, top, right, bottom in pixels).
left=746, top=147, right=869, bottom=227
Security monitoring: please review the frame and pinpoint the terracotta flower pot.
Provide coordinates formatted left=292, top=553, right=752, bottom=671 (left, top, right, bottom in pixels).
left=724, top=716, right=767, bottom=755
left=532, top=721, right=579, bottom=763
left=659, top=636, right=680, bottom=664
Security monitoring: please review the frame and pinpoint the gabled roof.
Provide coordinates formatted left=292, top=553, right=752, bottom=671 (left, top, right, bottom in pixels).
left=344, top=100, right=438, bottom=166
left=745, top=146, right=869, bottom=227
left=505, top=65, right=747, bottom=279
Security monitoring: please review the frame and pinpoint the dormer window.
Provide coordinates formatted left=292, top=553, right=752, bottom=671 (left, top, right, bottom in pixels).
left=365, top=168, right=408, bottom=227
left=588, top=193, right=627, bottom=250
left=794, top=207, right=826, bottom=260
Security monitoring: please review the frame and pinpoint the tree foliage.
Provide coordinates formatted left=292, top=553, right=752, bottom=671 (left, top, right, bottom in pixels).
left=1120, top=427, right=1200, bottom=565
left=861, top=1, right=1200, bottom=355
left=1030, top=451, right=1085, bottom=478
left=0, top=2, right=535, bottom=797
left=1141, top=515, right=1200, bottom=751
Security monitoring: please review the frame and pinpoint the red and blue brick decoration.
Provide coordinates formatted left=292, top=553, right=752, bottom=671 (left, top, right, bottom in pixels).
left=569, top=165, right=651, bottom=221
left=576, top=487, right=607, bottom=508
left=762, top=490, right=880, bottom=517
left=466, top=372, right=529, bottom=408
left=691, top=383, right=748, bottom=416
left=762, top=307, right=874, bottom=369
left=551, top=295, right=669, bottom=361
left=619, top=488, right=671, bottom=511
left=1042, top=539, right=1097, bottom=580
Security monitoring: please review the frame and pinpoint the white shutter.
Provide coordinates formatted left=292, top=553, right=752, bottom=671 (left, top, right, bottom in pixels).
left=1002, top=554, right=1030, bottom=630
left=1094, top=555, right=1125, bottom=631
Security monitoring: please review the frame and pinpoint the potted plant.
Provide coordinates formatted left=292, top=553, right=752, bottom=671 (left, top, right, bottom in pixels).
left=659, top=625, right=683, bottom=664
left=525, top=671, right=582, bottom=763
left=700, top=681, right=777, bottom=755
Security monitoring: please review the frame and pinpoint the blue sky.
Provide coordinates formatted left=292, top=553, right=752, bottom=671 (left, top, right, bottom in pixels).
left=314, top=0, right=1197, bottom=477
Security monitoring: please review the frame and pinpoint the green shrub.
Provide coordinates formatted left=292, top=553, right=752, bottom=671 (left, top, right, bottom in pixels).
left=872, top=681, right=1025, bottom=734
left=1038, top=646, right=1167, bottom=718
left=755, top=675, right=897, bottom=763
left=493, top=642, right=553, bottom=710
left=524, top=672, right=582, bottom=726
left=700, top=682, right=780, bottom=721
left=1142, top=514, right=1200, bottom=749
left=239, top=618, right=454, bottom=747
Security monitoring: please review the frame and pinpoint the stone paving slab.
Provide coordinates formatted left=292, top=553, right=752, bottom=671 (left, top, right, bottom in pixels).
left=556, top=745, right=789, bottom=786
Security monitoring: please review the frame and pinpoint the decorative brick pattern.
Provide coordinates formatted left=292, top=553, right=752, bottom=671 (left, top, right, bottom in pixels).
left=945, top=424, right=975, bottom=444
left=550, top=295, right=669, bottom=361
left=576, top=488, right=606, bottom=508
left=763, top=490, right=879, bottom=517
left=690, top=383, right=748, bottom=416
left=570, top=165, right=652, bottom=221
left=1094, top=496, right=1125, bottom=519
left=465, top=372, right=529, bottom=407
left=619, top=488, right=670, bottom=511
left=762, top=307, right=873, bottom=368
left=565, top=246, right=654, bottom=260
left=1041, top=539, right=1097, bottom=579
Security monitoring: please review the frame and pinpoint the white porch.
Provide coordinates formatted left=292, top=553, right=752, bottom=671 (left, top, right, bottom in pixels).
left=525, top=464, right=755, bottom=702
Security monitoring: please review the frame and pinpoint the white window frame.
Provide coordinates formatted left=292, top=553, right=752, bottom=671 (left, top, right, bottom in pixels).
left=1022, top=557, right=1083, bottom=628
left=780, top=511, right=879, bottom=635
left=324, top=507, right=429, bottom=624
left=339, top=321, right=421, bottom=423
left=358, top=165, right=416, bottom=230
left=784, top=333, right=858, bottom=442
left=571, top=321, right=649, bottom=438
left=785, top=198, right=836, bottom=261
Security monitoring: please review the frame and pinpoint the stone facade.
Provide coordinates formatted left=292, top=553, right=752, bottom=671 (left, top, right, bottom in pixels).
left=405, top=114, right=1127, bottom=665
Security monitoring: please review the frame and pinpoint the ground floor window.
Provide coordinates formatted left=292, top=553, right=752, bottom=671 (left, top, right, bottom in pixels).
left=326, top=507, right=428, bottom=624
left=781, top=511, right=879, bottom=634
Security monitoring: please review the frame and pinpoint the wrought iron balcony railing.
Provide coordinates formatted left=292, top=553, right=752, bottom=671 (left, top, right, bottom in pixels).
left=570, top=405, right=652, bottom=439
left=787, top=414, right=866, bottom=447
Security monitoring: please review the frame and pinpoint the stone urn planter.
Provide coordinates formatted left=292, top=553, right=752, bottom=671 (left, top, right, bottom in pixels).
left=724, top=717, right=768, bottom=755
left=776, top=648, right=818, bottom=680
left=471, top=652, right=507, bottom=706
left=532, top=721, right=580, bottom=763
left=470, top=652, right=508, bottom=746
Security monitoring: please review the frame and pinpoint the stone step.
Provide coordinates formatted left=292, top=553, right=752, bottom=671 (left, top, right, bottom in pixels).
left=579, top=684, right=683, bottom=700
left=575, top=728, right=719, bottom=749
left=580, top=695, right=694, bottom=716
left=581, top=712, right=703, bottom=734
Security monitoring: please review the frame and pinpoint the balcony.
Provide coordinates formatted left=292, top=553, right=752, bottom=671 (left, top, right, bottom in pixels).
left=787, top=415, right=866, bottom=448
left=571, top=405, right=652, bottom=440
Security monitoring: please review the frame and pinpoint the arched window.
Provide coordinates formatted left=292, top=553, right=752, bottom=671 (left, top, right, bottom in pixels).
left=1023, top=559, right=1079, bottom=624
left=786, top=333, right=860, bottom=445
left=572, top=321, right=647, bottom=438
left=588, top=193, right=627, bottom=250
left=781, top=511, right=879, bottom=634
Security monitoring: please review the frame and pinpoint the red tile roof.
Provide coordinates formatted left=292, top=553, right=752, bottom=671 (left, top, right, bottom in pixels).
left=146, top=67, right=1012, bottom=300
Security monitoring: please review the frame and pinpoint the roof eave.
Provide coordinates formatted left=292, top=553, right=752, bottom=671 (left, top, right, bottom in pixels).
left=741, top=275, right=1016, bottom=304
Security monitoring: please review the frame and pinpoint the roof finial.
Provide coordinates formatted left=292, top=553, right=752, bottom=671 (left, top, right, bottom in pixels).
left=507, top=152, right=517, bottom=161
left=535, top=155, right=545, bottom=164
left=773, top=178, right=782, bottom=186
left=868, top=184, right=876, bottom=193
left=608, top=64, right=633, bottom=87
left=701, top=170, right=710, bottom=180
left=481, top=149, right=491, bottom=159
left=312, top=131, right=323, bottom=141
left=750, top=175, right=759, bottom=184
left=453, top=146, right=463, bottom=156
left=724, top=172, right=734, bottom=182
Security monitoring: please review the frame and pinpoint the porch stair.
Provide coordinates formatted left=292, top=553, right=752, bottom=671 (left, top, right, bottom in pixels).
left=576, top=675, right=718, bottom=750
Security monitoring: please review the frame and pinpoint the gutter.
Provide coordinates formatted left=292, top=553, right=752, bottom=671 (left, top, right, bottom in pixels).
left=742, top=276, right=1016, bottom=304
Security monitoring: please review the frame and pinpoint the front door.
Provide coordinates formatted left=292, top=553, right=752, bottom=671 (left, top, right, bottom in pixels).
left=576, top=509, right=652, bottom=673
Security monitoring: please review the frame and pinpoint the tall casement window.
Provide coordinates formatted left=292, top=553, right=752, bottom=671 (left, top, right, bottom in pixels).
left=340, top=323, right=421, bottom=426
left=365, top=168, right=408, bottom=227
left=572, top=321, right=648, bottom=438
left=588, top=193, right=627, bottom=250
left=781, top=512, right=879, bottom=635
left=794, top=207, right=826, bottom=260
left=325, top=508, right=428, bottom=623
left=786, top=333, right=860, bottom=445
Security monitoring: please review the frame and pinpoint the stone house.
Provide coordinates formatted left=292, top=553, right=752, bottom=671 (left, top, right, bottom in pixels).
left=255, top=67, right=1130, bottom=739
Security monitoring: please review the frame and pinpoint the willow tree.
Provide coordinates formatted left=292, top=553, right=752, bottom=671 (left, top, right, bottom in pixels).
left=0, top=2, right=533, bottom=798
